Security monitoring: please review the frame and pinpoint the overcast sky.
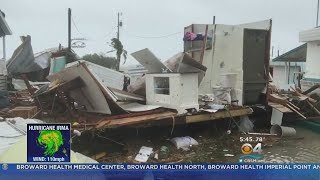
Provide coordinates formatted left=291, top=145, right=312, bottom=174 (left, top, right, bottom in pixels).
left=1, top=0, right=318, bottom=66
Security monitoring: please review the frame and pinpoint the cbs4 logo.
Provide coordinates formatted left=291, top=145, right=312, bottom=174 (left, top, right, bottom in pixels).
left=241, top=143, right=262, bottom=154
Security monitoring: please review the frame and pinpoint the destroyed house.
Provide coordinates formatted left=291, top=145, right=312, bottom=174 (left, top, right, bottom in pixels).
left=183, top=20, right=272, bottom=105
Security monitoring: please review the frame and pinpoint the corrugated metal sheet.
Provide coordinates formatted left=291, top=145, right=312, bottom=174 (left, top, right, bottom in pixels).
left=6, top=36, right=37, bottom=74
left=131, top=48, right=171, bottom=73
left=0, top=118, right=41, bottom=156
left=0, top=121, right=24, bottom=155
left=0, top=11, right=12, bottom=37
left=272, top=44, right=307, bottom=62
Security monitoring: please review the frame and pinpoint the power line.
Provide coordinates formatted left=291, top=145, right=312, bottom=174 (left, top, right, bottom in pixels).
left=128, top=31, right=182, bottom=39
left=71, top=16, right=85, bottom=37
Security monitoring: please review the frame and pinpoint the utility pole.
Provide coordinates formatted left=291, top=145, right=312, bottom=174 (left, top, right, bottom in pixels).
left=68, top=8, right=72, bottom=52
left=117, top=12, right=122, bottom=40
left=317, top=0, right=319, bottom=27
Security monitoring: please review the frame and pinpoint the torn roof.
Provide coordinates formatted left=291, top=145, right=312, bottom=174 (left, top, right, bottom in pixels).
left=0, top=118, right=41, bottom=156
left=272, top=43, right=307, bottom=62
left=0, top=121, right=24, bottom=155
left=0, top=10, right=12, bottom=37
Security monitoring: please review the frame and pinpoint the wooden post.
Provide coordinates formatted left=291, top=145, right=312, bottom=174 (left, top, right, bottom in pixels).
left=199, top=25, right=208, bottom=65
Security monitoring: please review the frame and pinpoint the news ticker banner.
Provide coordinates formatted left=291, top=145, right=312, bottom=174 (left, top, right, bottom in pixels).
left=1, top=164, right=320, bottom=171
left=1, top=164, right=320, bottom=180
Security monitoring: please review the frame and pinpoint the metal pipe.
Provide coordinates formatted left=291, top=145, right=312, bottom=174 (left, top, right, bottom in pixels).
left=68, top=8, right=71, bottom=51
left=117, top=12, right=119, bottom=40
left=2, top=36, right=5, bottom=60
left=317, top=0, right=319, bottom=27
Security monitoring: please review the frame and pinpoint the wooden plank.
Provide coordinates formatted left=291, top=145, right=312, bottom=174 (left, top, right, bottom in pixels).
left=268, top=102, right=292, bottom=113
left=8, top=106, right=38, bottom=118
left=302, top=84, right=320, bottom=95
left=199, top=25, right=208, bottom=65
left=96, top=112, right=177, bottom=129
left=185, top=108, right=253, bottom=123
left=290, top=86, right=317, bottom=103
left=286, top=104, right=306, bottom=119
left=306, top=100, right=320, bottom=115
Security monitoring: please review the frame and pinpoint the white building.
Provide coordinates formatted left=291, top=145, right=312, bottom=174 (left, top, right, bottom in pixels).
left=299, top=27, right=320, bottom=91
left=271, top=43, right=306, bottom=90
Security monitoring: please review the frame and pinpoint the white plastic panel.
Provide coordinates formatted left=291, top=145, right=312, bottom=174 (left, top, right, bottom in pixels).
left=299, top=27, right=320, bottom=42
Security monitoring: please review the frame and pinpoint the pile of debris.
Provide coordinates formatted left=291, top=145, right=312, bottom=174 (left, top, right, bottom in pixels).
left=266, top=82, right=320, bottom=138
left=0, top=19, right=277, bottom=163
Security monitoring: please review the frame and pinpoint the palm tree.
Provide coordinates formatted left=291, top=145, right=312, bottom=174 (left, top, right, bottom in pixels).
left=110, top=38, right=127, bottom=71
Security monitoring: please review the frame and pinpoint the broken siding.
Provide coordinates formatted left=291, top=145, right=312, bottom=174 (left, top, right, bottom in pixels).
left=131, top=48, right=171, bottom=73
left=209, top=24, right=244, bottom=104
left=67, top=60, right=125, bottom=90
left=193, top=20, right=271, bottom=105
left=47, top=63, right=112, bottom=114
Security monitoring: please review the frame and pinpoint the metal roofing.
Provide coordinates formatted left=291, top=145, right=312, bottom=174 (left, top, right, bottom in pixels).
left=0, top=118, right=42, bottom=156
left=0, top=120, right=24, bottom=155
left=272, top=43, right=307, bottom=62
left=0, top=10, right=12, bottom=37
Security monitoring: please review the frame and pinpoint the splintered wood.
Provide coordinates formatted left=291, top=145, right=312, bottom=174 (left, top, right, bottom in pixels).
left=267, top=86, right=320, bottom=119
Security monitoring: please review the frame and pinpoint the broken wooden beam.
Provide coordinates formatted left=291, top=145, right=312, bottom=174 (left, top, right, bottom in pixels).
left=306, top=100, right=320, bottom=116
left=286, top=103, right=306, bottom=119
left=185, top=108, right=253, bottom=123
left=302, top=84, right=320, bottom=95
left=95, top=112, right=177, bottom=129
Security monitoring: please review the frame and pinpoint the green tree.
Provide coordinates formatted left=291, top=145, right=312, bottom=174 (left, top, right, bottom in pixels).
left=110, top=38, right=127, bottom=71
left=82, top=53, right=117, bottom=69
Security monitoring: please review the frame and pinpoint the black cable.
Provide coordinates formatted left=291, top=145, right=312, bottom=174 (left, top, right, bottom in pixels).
left=128, top=31, right=182, bottom=39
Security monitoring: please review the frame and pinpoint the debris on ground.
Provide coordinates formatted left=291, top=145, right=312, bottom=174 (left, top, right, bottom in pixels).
left=239, top=116, right=254, bottom=133
left=134, top=146, right=153, bottom=163
left=170, top=136, right=199, bottom=151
